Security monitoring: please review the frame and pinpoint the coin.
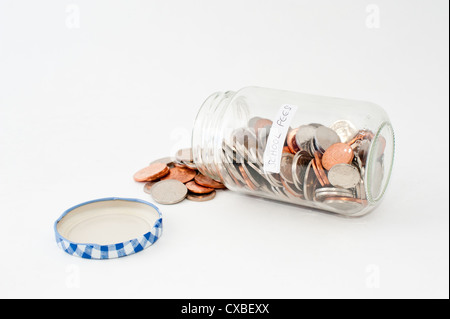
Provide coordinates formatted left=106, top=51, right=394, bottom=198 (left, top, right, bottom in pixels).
left=347, top=130, right=375, bottom=146
left=328, top=163, right=361, bottom=189
left=194, top=173, right=226, bottom=189
left=143, top=181, right=159, bottom=194
left=175, top=148, right=194, bottom=164
left=248, top=116, right=262, bottom=129
left=295, top=125, right=317, bottom=149
left=161, top=166, right=197, bottom=184
left=253, top=118, right=272, bottom=139
left=291, top=151, right=312, bottom=191
left=238, top=165, right=258, bottom=190
left=185, top=181, right=215, bottom=194
left=150, top=179, right=188, bottom=205
left=312, top=151, right=330, bottom=187
left=280, top=152, right=295, bottom=184
left=281, top=178, right=303, bottom=198
left=150, top=157, right=175, bottom=167
left=187, top=190, right=217, bottom=202
left=323, top=197, right=366, bottom=213
left=286, top=128, right=300, bottom=154
left=302, top=161, right=317, bottom=201
left=321, top=143, right=354, bottom=170
left=314, top=126, right=341, bottom=153
left=315, top=187, right=354, bottom=201
left=330, top=120, right=358, bottom=143
left=352, top=139, right=370, bottom=166
left=133, top=163, right=170, bottom=182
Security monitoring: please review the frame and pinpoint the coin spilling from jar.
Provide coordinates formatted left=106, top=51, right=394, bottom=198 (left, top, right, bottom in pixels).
left=134, top=148, right=227, bottom=204
left=133, top=119, right=385, bottom=214
left=218, top=118, right=385, bottom=215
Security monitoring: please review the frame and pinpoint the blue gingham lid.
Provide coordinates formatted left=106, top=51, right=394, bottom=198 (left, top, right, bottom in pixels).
left=54, top=197, right=163, bottom=259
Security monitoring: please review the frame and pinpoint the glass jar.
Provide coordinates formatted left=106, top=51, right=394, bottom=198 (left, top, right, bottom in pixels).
left=192, top=86, right=394, bottom=216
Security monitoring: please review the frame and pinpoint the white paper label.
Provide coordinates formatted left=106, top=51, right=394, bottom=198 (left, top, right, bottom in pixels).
left=263, top=104, right=298, bottom=173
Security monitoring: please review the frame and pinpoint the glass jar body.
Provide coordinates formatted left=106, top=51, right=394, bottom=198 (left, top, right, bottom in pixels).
left=192, top=87, right=394, bottom=216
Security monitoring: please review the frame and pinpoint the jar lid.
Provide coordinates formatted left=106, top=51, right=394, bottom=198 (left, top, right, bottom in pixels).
left=54, top=197, right=162, bottom=259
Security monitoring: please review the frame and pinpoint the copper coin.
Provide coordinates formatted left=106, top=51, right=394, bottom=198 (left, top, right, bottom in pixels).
left=312, top=151, right=330, bottom=187
left=238, top=165, right=258, bottom=190
left=133, top=163, right=170, bottom=182
left=321, top=143, right=354, bottom=170
left=286, top=128, right=300, bottom=154
left=161, top=166, right=197, bottom=184
left=280, top=178, right=303, bottom=198
left=185, top=181, right=215, bottom=194
left=143, top=181, right=159, bottom=194
left=347, top=130, right=375, bottom=146
left=194, top=173, right=226, bottom=189
left=187, top=190, right=217, bottom=202
left=253, top=118, right=272, bottom=138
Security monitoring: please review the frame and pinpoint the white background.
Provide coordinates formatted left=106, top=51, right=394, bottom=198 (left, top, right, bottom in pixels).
left=0, top=0, right=448, bottom=299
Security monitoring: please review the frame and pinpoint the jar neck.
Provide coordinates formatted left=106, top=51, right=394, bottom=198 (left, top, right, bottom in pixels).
left=192, top=91, right=236, bottom=182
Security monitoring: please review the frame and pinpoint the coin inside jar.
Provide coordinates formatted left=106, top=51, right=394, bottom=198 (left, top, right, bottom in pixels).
left=327, top=163, right=361, bottom=189
left=330, top=120, right=358, bottom=143
left=161, top=166, right=197, bottom=184
left=133, top=163, right=170, bottom=182
left=280, top=152, right=295, bottom=184
left=150, top=179, right=188, bottom=205
left=321, top=143, right=354, bottom=170
left=315, top=187, right=354, bottom=201
left=175, top=148, right=194, bottom=164
left=286, top=128, right=300, bottom=154
left=314, top=126, right=341, bottom=153
left=323, top=197, right=365, bottom=213
left=295, top=125, right=317, bottom=149
left=312, top=151, right=330, bottom=187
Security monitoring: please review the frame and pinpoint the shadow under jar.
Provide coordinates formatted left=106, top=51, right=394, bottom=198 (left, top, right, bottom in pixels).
left=192, top=86, right=394, bottom=216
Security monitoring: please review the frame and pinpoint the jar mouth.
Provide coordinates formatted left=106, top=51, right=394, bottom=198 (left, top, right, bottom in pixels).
left=366, top=121, right=395, bottom=204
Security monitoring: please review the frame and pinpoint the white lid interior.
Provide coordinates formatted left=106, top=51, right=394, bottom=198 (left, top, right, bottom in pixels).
left=57, top=199, right=160, bottom=245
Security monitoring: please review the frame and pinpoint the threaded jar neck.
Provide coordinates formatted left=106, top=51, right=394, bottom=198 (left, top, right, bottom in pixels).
left=192, top=91, right=237, bottom=182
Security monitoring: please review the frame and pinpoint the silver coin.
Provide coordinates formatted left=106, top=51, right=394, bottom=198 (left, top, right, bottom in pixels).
left=150, top=179, right=187, bottom=205
left=355, top=181, right=367, bottom=201
left=328, top=164, right=361, bottom=189
left=323, top=198, right=363, bottom=213
left=315, top=187, right=354, bottom=201
left=302, top=161, right=317, bottom=201
left=280, top=153, right=295, bottom=184
left=263, top=171, right=283, bottom=188
left=314, top=126, right=341, bottom=153
left=330, top=120, right=358, bottom=143
left=291, top=151, right=312, bottom=191
left=353, top=138, right=371, bottom=166
left=295, top=125, right=317, bottom=148
left=175, top=148, right=193, bottom=164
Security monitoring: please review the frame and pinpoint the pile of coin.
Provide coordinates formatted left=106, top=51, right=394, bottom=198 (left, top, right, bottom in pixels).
left=216, top=117, right=385, bottom=214
left=133, top=148, right=227, bottom=205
